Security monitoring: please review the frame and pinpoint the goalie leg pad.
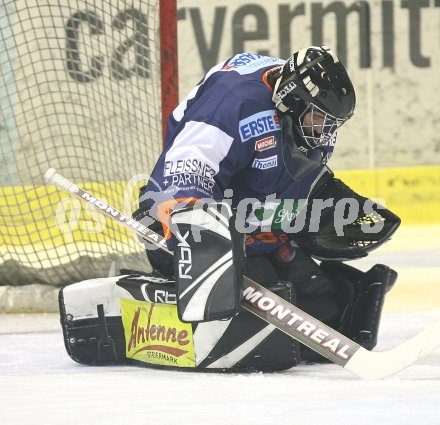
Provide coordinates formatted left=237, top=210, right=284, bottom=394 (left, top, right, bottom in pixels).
left=320, top=261, right=398, bottom=350
left=59, top=273, right=299, bottom=371
left=270, top=245, right=397, bottom=361
left=170, top=202, right=244, bottom=323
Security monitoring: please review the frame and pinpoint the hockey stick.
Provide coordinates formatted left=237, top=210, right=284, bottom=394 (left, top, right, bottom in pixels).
left=44, top=168, right=440, bottom=379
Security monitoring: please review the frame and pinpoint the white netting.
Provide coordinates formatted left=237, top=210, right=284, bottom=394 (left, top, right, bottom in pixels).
left=0, top=0, right=166, bottom=310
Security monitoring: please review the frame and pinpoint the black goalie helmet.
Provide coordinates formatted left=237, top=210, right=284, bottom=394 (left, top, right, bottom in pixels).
left=272, top=45, right=356, bottom=150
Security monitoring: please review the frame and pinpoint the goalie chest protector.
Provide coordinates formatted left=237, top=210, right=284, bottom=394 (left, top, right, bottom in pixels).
left=59, top=273, right=299, bottom=372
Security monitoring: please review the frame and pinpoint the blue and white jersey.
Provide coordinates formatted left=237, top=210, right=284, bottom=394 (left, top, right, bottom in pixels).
left=143, top=53, right=336, bottom=255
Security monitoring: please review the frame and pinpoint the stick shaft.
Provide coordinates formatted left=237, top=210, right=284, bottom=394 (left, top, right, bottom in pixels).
left=44, top=168, right=168, bottom=251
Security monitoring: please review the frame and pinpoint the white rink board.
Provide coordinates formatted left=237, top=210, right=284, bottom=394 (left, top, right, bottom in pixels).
left=176, top=0, right=440, bottom=170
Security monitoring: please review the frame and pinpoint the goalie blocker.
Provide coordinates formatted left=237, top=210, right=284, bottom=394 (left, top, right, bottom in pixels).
left=169, top=202, right=243, bottom=323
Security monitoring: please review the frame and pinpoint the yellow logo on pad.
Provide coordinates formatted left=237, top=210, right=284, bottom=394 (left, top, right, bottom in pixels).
left=120, top=298, right=195, bottom=367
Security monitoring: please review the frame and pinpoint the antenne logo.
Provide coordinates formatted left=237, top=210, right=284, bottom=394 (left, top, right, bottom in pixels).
left=121, top=299, right=195, bottom=367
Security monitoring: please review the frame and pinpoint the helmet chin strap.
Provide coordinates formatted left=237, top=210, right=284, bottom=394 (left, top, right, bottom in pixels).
left=281, top=114, right=323, bottom=182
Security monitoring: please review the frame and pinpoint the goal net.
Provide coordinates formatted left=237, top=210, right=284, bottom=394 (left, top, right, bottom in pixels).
left=0, top=0, right=177, bottom=311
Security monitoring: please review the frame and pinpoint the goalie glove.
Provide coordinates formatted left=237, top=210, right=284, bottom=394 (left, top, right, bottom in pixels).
left=169, top=201, right=244, bottom=323
left=292, top=170, right=401, bottom=260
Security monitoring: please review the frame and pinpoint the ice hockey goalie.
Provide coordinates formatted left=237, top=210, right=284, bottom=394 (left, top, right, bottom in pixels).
left=59, top=47, right=400, bottom=372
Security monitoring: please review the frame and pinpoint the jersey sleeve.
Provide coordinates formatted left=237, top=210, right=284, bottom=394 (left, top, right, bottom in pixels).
left=161, top=118, right=244, bottom=201
left=143, top=80, right=267, bottom=244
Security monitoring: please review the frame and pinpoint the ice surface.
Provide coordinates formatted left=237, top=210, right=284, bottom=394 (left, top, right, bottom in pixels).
left=0, top=311, right=439, bottom=425
left=1, top=225, right=439, bottom=425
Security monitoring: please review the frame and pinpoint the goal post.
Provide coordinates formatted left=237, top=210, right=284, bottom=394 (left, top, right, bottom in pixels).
left=160, top=0, right=178, bottom=139
left=0, top=0, right=178, bottom=311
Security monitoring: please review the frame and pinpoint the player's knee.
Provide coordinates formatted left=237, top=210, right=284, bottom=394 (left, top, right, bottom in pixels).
left=244, top=255, right=280, bottom=287
left=272, top=245, right=342, bottom=323
left=299, top=294, right=340, bottom=325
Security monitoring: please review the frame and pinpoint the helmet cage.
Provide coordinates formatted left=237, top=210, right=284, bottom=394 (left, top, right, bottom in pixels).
left=298, top=103, right=351, bottom=149
left=272, top=46, right=356, bottom=150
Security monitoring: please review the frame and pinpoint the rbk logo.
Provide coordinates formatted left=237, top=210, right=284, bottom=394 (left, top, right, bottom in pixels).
left=176, top=230, right=192, bottom=279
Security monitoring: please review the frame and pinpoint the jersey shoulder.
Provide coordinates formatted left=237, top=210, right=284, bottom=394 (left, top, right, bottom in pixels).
left=192, top=55, right=282, bottom=133
left=222, top=53, right=285, bottom=76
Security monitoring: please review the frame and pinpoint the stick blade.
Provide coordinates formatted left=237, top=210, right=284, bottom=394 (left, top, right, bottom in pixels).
left=345, top=320, right=440, bottom=379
